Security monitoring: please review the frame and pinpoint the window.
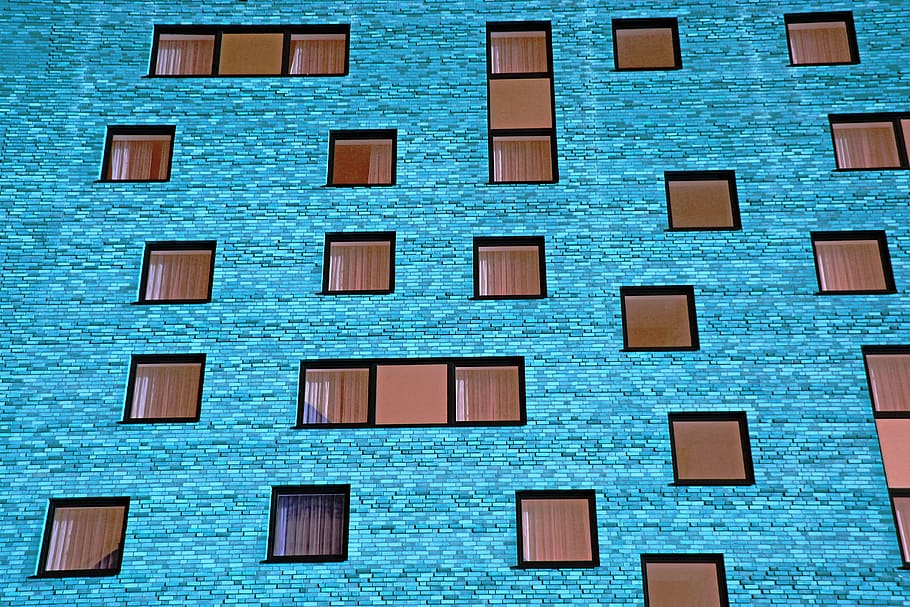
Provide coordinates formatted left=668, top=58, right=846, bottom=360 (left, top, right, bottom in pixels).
left=322, top=232, right=394, bottom=294
left=123, top=354, right=205, bottom=423
left=297, top=357, right=525, bottom=427
left=265, top=486, right=349, bottom=562
left=515, top=491, right=598, bottom=568
left=150, top=25, right=350, bottom=76
left=890, top=489, right=910, bottom=566
left=668, top=412, right=754, bottom=485
left=620, top=286, right=699, bottom=351
left=487, top=22, right=558, bottom=183
left=641, top=554, right=729, bottom=607
left=811, top=231, right=895, bottom=294
left=785, top=12, right=858, bottom=66
left=36, top=498, right=129, bottom=577
left=137, top=241, right=216, bottom=304
left=664, top=171, right=741, bottom=230
left=101, top=126, right=175, bottom=182
left=473, top=237, right=546, bottom=298
left=327, top=130, right=396, bottom=186
left=612, top=18, right=682, bottom=70
left=829, top=114, right=910, bottom=170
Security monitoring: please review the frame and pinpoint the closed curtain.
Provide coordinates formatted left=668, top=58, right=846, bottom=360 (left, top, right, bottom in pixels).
left=490, top=32, right=547, bottom=74
left=455, top=366, right=520, bottom=422
left=273, top=494, right=344, bottom=557
left=109, top=136, right=171, bottom=180
left=328, top=242, right=390, bottom=291
left=367, top=142, right=393, bottom=184
left=493, top=137, right=552, bottom=182
left=145, top=251, right=212, bottom=301
left=132, top=363, right=201, bottom=419
left=302, top=369, right=369, bottom=424
left=815, top=240, right=886, bottom=291
left=867, top=355, right=910, bottom=412
left=45, top=506, right=125, bottom=571
left=290, top=35, right=346, bottom=75
left=521, top=499, right=592, bottom=562
left=832, top=123, right=899, bottom=169
left=894, top=497, right=910, bottom=562
left=155, top=35, right=214, bottom=75
left=787, top=23, right=850, bottom=64
left=478, top=246, right=540, bottom=296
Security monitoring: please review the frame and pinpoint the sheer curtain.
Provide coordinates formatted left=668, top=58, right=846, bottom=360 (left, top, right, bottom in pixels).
left=109, top=136, right=171, bottom=180
left=456, top=366, right=520, bottom=422
left=290, top=35, right=346, bottom=75
left=328, top=241, right=390, bottom=291
left=787, top=23, right=850, bottom=64
left=155, top=35, right=214, bottom=75
left=273, top=494, right=345, bottom=556
left=478, top=246, right=540, bottom=296
left=832, top=123, right=899, bottom=169
left=814, top=240, right=886, bottom=291
left=867, top=355, right=910, bottom=412
left=45, top=506, right=125, bottom=571
left=490, top=31, right=547, bottom=74
left=367, top=142, right=393, bottom=184
left=302, top=369, right=369, bottom=424
left=493, top=137, right=552, bottom=182
left=145, top=251, right=212, bottom=301
left=132, top=363, right=201, bottom=419
left=521, top=499, right=592, bottom=562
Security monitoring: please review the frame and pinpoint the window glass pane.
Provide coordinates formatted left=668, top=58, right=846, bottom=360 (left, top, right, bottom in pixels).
left=492, top=136, right=553, bottom=182
left=131, top=362, right=201, bottom=419
left=814, top=240, right=887, bottom=291
left=615, top=27, right=676, bottom=69
left=302, top=369, right=369, bottom=424
left=289, top=34, right=346, bottom=75
left=520, top=498, right=592, bottom=562
left=332, top=139, right=394, bottom=185
left=273, top=493, right=345, bottom=557
left=108, top=135, right=172, bottom=181
left=219, top=33, right=284, bottom=75
left=328, top=241, right=391, bottom=291
left=645, top=562, right=722, bottom=607
left=488, top=79, right=552, bottom=130
left=893, top=496, right=910, bottom=562
left=375, top=364, right=448, bottom=425
left=787, top=22, right=852, bottom=64
left=832, top=122, right=900, bottom=169
left=455, top=366, right=520, bottom=422
left=477, top=245, right=541, bottom=297
left=667, top=180, right=734, bottom=228
left=156, top=34, right=214, bottom=75
left=624, top=294, right=692, bottom=348
left=145, top=250, right=213, bottom=301
left=876, top=419, right=910, bottom=487
left=867, top=354, right=910, bottom=412
left=45, top=506, right=126, bottom=572
left=489, top=31, right=547, bottom=74
left=671, top=420, right=746, bottom=481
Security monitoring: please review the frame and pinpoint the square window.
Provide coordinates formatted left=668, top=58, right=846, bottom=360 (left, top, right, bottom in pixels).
left=154, top=34, right=215, bottom=75
left=621, top=286, right=699, bottom=351
left=455, top=364, right=523, bottom=423
left=811, top=231, right=895, bottom=294
left=375, top=363, right=449, bottom=425
left=289, top=33, right=348, bottom=75
left=36, top=498, right=129, bottom=577
left=515, top=491, right=598, bottom=568
left=613, top=18, right=681, bottom=70
left=890, top=490, right=910, bottom=566
left=219, top=33, right=285, bottom=75
left=491, top=135, right=555, bottom=183
left=668, top=412, right=754, bottom=485
left=641, top=555, right=729, bottom=607
left=785, top=12, right=858, bottom=66
left=299, top=367, right=370, bottom=425
left=474, top=237, right=546, bottom=298
left=863, top=347, right=910, bottom=414
left=664, top=171, right=741, bottom=230
left=101, top=126, right=175, bottom=182
left=124, top=354, right=205, bottom=422
left=266, top=486, right=349, bottom=562
left=322, top=232, right=395, bottom=294
left=328, top=130, right=396, bottom=186
left=138, top=241, right=216, bottom=303
left=829, top=114, right=910, bottom=170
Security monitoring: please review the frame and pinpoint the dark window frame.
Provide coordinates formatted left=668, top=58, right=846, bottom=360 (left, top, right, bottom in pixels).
left=514, top=490, right=599, bottom=569
left=135, top=240, right=217, bottom=304
left=149, top=24, right=351, bottom=77
left=889, top=488, right=910, bottom=568
left=810, top=230, right=896, bottom=295
left=641, top=553, right=729, bottom=607
left=828, top=113, right=910, bottom=171
left=612, top=17, right=682, bottom=71
left=784, top=11, right=859, bottom=66
left=321, top=232, right=396, bottom=295
left=620, top=285, right=700, bottom=351
left=472, top=236, right=547, bottom=300
left=99, top=125, right=176, bottom=183
left=326, top=129, right=397, bottom=187
left=667, top=412, right=755, bottom=486
left=121, top=353, right=206, bottom=424
left=296, top=356, right=527, bottom=428
left=486, top=21, right=559, bottom=185
left=863, top=345, right=910, bottom=419
left=34, top=497, right=130, bottom=578
left=664, top=170, right=741, bottom=231
left=263, top=485, right=350, bottom=563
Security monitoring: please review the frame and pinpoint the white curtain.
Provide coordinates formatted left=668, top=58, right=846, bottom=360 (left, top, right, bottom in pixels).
left=477, top=246, right=540, bottom=296
left=787, top=22, right=850, bottom=64
left=132, top=363, right=201, bottom=419
left=45, top=506, right=125, bottom=571
left=814, top=240, right=886, bottom=291
left=328, top=242, right=390, bottom=291
left=290, top=35, right=346, bottom=75
left=493, top=137, right=552, bottom=182
left=832, top=123, right=899, bottom=169
left=156, top=35, right=214, bottom=75
left=867, top=355, right=910, bottom=412
left=109, top=136, right=171, bottom=180
left=521, top=499, right=592, bottom=562
left=490, top=31, right=547, bottom=74
left=273, top=494, right=345, bottom=557
left=455, top=366, right=520, bottom=422
left=302, top=369, right=369, bottom=424
left=145, top=251, right=212, bottom=301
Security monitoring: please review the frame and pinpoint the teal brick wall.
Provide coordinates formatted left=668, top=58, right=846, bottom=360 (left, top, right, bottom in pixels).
left=2, top=0, right=910, bottom=604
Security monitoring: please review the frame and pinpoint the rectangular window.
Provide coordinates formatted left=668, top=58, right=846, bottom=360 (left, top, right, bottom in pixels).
left=36, top=498, right=129, bottom=577
left=137, top=241, right=216, bottom=304
left=811, top=231, right=895, bottom=294
left=668, top=412, right=754, bottom=485
left=664, top=171, right=740, bottom=230
left=327, top=130, right=396, bottom=186
left=641, top=554, right=729, bottom=607
left=150, top=25, right=350, bottom=76
left=297, top=357, right=526, bottom=427
left=101, top=126, right=175, bottom=182
left=487, top=23, right=557, bottom=183
left=829, top=113, right=910, bottom=170
left=864, top=346, right=910, bottom=414
left=265, top=486, right=349, bottom=562
left=620, top=286, right=699, bottom=351
left=515, top=490, right=598, bottom=568
left=612, top=18, right=682, bottom=70
left=322, top=232, right=394, bottom=294
left=890, top=489, right=910, bottom=566
left=123, top=354, right=205, bottom=423
left=785, top=12, right=858, bottom=66
left=473, top=236, right=546, bottom=299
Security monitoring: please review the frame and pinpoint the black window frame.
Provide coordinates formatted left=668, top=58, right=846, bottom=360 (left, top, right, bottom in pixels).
left=514, top=489, right=599, bottom=569
left=321, top=232, right=396, bottom=295
left=35, top=497, right=130, bottom=578
left=828, top=113, right=910, bottom=171
left=664, top=170, right=741, bottom=231
left=888, top=488, right=910, bottom=568
left=326, top=129, right=397, bottom=187
left=667, top=412, right=755, bottom=486
left=296, top=356, right=527, bottom=428
left=472, top=236, right=547, bottom=300
left=135, top=240, right=217, bottom=304
left=784, top=11, right=859, bottom=66
left=99, top=125, right=176, bottom=183
left=620, top=285, right=700, bottom=352
left=612, top=17, right=682, bottom=71
left=810, top=231, right=896, bottom=295
left=486, top=21, right=559, bottom=185
left=641, top=553, right=729, bottom=607
left=149, top=24, right=351, bottom=77
left=121, top=353, right=206, bottom=424
left=863, top=345, right=910, bottom=419
left=264, top=485, right=350, bottom=563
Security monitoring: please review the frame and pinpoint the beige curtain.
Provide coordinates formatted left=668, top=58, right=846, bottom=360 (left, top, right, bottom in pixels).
left=155, top=35, right=214, bottom=75
left=867, top=354, right=910, bottom=412
left=328, top=241, right=390, bottom=291
left=45, top=506, right=125, bottom=571
left=332, top=140, right=393, bottom=185
left=493, top=137, right=552, bottom=182
left=521, top=498, right=592, bottom=562
left=814, top=240, right=887, bottom=291
left=490, top=31, right=547, bottom=74
left=832, top=123, right=900, bottom=169
left=145, top=250, right=212, bottom=301
left=455, top=366, right=520, bottom=422
left=894, top=497, right=910, bottom=562
left=477, top=246, right=540, bottom=296
left=302, top=369, right=369, bottom=424
left=787, top=22, right=851, bottom=64
left=290, top=35, right=346, bottom=75
left=273, top=494, right=345, bottom=556
left=131, top=363, right=201, bottom=419
left=109, top=136, right=171, bottom=180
